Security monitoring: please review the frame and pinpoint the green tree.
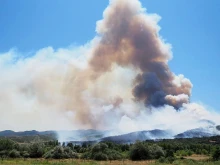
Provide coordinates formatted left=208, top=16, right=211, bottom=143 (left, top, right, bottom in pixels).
left=29, top=142, right=45, bottom=158
left=0, top=139, right=17, bottom=151
left=8, top=149, right=20, bottom=158
left=149, top=144, right=165, bottom=159
left=91, top=143, right=108, bottom=161
left=93, top=152, right=108, bottom=161
left=166, top=149, right=174, bottom=158
left=86, top=142, right=122, bottom=161
left=67, top=143, right=74, bottom=150
left=129, top=141, right=151, bottom=160
left=52, top=146, right=64, bottom=159
left=212, top=147, right=220, bottom=161
left=0, top=151, right=7, bottom=161
left=22, top=151, right=30, bottom=160
left=44, top=146, right=78, bottom=159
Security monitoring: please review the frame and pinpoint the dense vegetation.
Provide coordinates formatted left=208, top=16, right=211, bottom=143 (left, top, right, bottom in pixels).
left=0, top=135, right=220, bottom=164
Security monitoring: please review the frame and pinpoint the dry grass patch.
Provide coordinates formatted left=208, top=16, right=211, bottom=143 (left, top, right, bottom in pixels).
left=0, top=159, right=154, bottom=165
left=184, top=154, right=210, bottom=160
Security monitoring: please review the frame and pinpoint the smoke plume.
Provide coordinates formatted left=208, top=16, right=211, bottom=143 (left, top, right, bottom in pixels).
left=0, top=0, right=219, bottom=136
left=90, top=0, right=192, bottom=109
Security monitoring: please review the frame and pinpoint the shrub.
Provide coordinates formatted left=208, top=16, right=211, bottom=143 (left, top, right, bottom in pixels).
left=63, top=147, right=78, bottom=159
left=93, top=152, right=108, bottom=161
left=187, top=150, right=193, bottom=156
left=166, top=149, right=174, bottom=158
left=22, top=151, right=29, bottom=158
left=106, top=149, right=122, bottom=160
left=44, top=146, right=78, bottom=159
left=129, top=141, right=151, bottom=160
left=166, top=156, right=175, bottom=163
left=81, top=152, right=91, bottom=160
left=92, top=143, right=108, bottom=153
left=0, top=150, right=7, bottom=161
left=9, top=149, right=20, bottom=158
left=212, top=147, right=220, bottom=161
left=67, top=143, right=74, bottom=150
left=86, top=143, right=123, bottom=161
left=157, top=156, right=176, bottom=164
left=29, top=142, right=45, bottom=158
left=149, top=144, right=165, bottom=159
left=158, top=157, right=166, bottom=163
left=201, top=149, right=208, bottom=155
left=43, top=150, right=53, bottom=159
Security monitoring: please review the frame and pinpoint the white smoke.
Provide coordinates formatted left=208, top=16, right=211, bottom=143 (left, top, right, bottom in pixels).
left=0, top=0, right=219, bottom=141
left=118, top=103, right=220, bottom=135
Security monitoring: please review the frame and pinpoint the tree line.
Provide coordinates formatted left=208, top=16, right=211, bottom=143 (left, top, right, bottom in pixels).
left=0, top=136, right=220, bottom=163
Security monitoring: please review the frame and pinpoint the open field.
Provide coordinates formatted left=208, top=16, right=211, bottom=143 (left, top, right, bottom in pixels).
left=1, top=159, right=220, bottom=165
left=0, top=159, right=154, bottom=165
left=184, top=154, right=210, bottom=161
left=154, top=160, right=220, bottom=165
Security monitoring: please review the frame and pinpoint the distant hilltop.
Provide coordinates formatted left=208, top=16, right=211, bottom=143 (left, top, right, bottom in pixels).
left=0, top=125, right=220, bottom=144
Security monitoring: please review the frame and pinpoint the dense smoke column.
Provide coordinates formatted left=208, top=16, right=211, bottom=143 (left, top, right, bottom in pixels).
left=89, top=0, right=192, bottom=108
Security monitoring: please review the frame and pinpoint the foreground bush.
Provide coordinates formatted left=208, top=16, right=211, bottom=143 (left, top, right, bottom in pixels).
left=93, top=152, right=108, bottom=161
left=82, top=143, right=122, bottom=161
left=44, top=146, right=78, bottom=159
left=212, top=147, right=220, bottom=161
left=149, top=144, right=165, bottom=159
left=129, top=141, right=165, bottom=161
left=29, top=142, right=45, bottom=158
left=129, top=141, right=151, bottom=160
left=8, top=149, right=20, bottom=158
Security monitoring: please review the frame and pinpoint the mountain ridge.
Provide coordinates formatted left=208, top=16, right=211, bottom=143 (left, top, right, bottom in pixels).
left=1, top=125, right=219, bottom=143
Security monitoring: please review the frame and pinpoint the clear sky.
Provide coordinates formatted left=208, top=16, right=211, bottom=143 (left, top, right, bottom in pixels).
left=0, top=0, right=220, bottom=111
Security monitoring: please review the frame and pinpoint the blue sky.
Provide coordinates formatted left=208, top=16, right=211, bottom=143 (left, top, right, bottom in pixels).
left=0, top=0, right=220, bottom=111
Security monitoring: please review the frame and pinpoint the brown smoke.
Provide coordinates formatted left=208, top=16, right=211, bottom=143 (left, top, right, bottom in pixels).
left=165, top=94, right=189, bottom=109
left=0, top=0, right=195, bottom=131
left=89, top=0, right=192, bottom=108
left=60, top=0, right=193, bottom=128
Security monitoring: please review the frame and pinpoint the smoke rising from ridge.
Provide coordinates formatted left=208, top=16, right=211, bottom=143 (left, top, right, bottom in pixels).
left=90, top=0, right=192, bottom=108
left=0, top=0, right=219, bottom=136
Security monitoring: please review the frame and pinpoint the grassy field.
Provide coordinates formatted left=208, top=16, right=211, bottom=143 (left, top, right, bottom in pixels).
left=154, top=160, right=220, bottom=165
left=0, top=159, right=154, bottom=165
left=184, top=154, right=210, bottom=161
left=0, top=157, right=220, bottom=165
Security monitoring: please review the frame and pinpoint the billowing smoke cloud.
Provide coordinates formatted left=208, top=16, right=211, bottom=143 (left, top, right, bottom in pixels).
left=0, top=0, right=219, bottom=137
left=90, top=0, right=192, bottom=108
left=165, top=94, right=189, bottom=109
